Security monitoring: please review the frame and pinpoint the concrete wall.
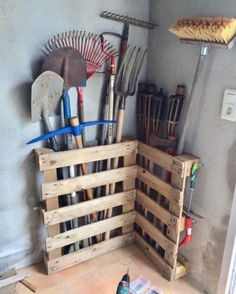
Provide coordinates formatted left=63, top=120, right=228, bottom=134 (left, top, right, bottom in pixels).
left=148, top=1, right=236, bottom=293
left=0, top=0, right=150, bottom=270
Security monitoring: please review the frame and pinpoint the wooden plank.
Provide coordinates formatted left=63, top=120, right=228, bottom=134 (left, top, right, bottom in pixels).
left=136, top=190, right=179, bottom=230
left=135, top=213, right=177, bottom=263
left=135, top=233, right=174, bottom=281
left=137, top=167, right=183, bottom=205
left=175, top=154, right=200, bottom=177
left=165, top=162, right=188, bottom=268
left=37, top=140, right=138, bottom=171
left=42, top=166, right=137, bottom=199
left=0, top=273, right=28, bottom=288
left=42, top=149, right=61, bottom=259
left=46, top=212, right=136, bottom=251
left=122, top=152, right=136, bottom=234
left=44, top=190, right=136, bottom=226
left=46, top=233, right=135, bottom=273
left=175, top=262, right=188, bottom=280
left=138, top=142, right=185, bottom=177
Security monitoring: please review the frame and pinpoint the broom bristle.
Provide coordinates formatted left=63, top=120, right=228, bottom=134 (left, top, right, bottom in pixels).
left=169, top=17, right=236, bottom=44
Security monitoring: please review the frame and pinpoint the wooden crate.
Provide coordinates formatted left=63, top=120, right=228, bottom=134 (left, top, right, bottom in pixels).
left=34, top=140, right=198, bottom=279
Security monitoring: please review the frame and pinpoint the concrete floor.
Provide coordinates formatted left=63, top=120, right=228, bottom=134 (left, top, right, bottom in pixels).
left=16, top=245, right=202, bottom=293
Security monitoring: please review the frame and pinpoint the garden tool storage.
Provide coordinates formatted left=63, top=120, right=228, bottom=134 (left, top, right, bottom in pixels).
left=34, top=140, right=199, bottom=281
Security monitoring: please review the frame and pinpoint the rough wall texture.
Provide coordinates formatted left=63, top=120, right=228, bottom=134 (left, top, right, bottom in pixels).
left=149, top=1, right=236, bottom=293
left=0, top=0, right=150, bottom=270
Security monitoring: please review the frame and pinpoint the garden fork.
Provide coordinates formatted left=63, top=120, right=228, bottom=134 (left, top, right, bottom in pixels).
left=104, top=45, right=147, bottom=240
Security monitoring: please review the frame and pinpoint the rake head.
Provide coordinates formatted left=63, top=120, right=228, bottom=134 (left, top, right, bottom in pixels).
left=115, top=46, right=147, bottom=99
left=45, top=30, right=119, bottom=78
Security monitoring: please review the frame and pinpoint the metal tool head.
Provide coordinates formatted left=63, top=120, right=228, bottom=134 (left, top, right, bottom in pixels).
left=115, top=46, right=147, bottom=97
left=45, top=31, right=119, bottom=78
left=42, top=47, right=87, bottom=89
left=100, top=11, right=158, bottom=29
left=31, top=71, right=64, bottom=122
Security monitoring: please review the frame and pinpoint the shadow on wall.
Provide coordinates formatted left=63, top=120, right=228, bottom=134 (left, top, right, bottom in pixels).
left=227, top=138, right=236, bottom=200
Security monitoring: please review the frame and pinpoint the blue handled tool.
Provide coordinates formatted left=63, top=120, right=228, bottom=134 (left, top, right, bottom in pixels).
left=27, top=120, right=117, bottom=144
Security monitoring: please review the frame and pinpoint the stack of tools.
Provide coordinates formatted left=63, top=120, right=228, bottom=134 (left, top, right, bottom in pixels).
left=28, top=10, right=150, bottom=254
left=137, top=83, right=165, bottom=144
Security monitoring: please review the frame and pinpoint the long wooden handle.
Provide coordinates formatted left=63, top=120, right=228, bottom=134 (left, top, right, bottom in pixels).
left=70, top=117, right=97, bottom=221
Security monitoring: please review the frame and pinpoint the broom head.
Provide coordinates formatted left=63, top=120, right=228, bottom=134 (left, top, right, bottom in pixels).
left=169, top=17, right=236, bottom=45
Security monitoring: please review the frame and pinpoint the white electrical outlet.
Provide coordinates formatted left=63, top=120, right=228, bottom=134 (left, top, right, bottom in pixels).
left=221, top=89, right=236, bottom=122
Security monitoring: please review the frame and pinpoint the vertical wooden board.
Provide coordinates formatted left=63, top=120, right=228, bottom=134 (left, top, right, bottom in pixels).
left=164, top=161, right=188, bottom=271
left=122, top=152, right=136, bottom=234
left=44, top=168, right=61, bottom=259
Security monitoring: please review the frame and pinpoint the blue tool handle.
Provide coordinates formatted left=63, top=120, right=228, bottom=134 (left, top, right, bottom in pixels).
left=27, top=126, right=72, bottom=144
left=73, top=120, right=117, bottom=136
left=27, top=120, right=117, bottom=144
left=62, top=89, right=71, bottom=120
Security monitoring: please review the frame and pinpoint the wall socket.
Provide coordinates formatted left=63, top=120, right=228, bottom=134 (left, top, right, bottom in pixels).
left=221, top=89, right=236, bottom=122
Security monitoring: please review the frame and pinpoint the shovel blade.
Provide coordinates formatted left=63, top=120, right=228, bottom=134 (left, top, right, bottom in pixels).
left=31, top=71, right=64, bottom=122
left=42, top=47, right=87, bottom=89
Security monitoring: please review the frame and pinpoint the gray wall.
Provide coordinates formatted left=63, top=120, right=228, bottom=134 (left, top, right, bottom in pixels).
left=149, top=1, right=236, bottom=293
left=0, top=0, right=150, bottom=270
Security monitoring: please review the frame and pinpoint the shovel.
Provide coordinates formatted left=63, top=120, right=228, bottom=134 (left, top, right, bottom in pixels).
left=31, top=71, right=64, bottom=151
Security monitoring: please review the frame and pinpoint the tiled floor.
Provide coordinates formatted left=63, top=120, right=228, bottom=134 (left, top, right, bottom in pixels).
left=16, top=245, right=202, bottom=293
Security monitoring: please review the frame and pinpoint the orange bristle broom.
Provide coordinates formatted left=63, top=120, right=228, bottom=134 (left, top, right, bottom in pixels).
left=169, top=17, right=236, bottom=46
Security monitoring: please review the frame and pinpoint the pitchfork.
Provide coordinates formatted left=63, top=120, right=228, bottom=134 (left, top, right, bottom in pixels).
left=104, top=45, right=147, bottom=240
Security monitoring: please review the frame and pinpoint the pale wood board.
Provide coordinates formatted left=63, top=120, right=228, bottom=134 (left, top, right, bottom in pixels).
left=137, top=166, right=183, bottom=205
left=135, top=212, right=177, bottom=265
left=46, top=212, right=136, bottom=251
left=37, top=140, right=138, bottom=171
left=0, top=272, right=28, bottom=288
left=42, top=166, right=137, bottom=199
left=43, top=190, right=136, bottom=226
left=135, top=233, right=174, bottom=281
left=138, top=142, right=185, bottom=177
left=122, top=152, right=137, bottom=234
left=42, top=148, right=61, bottom=259
left=136, top=189, right=179, bottom=230
left=46, top=233, right=135, bottom=274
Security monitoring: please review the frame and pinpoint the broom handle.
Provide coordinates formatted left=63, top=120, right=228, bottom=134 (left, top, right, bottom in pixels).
left=70, top=117, right=97, bottom=221
left=177, top=46, right=207, bottom=155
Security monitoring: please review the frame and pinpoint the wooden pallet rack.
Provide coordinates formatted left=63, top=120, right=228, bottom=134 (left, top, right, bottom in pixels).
left=34, top=140, right=198, bottom=280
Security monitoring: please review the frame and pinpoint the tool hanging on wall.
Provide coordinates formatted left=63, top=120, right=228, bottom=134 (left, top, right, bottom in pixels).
left=45, top=30, right=118, bottom=144
left=104, top=46, right=147, bottom=240
left=169, top=17, right=236, bottom=155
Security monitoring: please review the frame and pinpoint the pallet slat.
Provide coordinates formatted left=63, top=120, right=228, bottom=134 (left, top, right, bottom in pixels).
left=37, top=141, right=138, bottom=171
left=135, top=233, right=173, bottom=280
left=46, top=212, right=136, bottom=251
left=135, top=213, right=177, bottom=259
left=44, top=190, right=136, bottom=226
left=137, top=166, right=183, bottom=205
left=46, top=233, right=135, bottom=273
left=136, top=190, right=179, bottom=230
left=42, top=166, right=137, bottom=199
left=138, top=142, right=185, bottom=177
